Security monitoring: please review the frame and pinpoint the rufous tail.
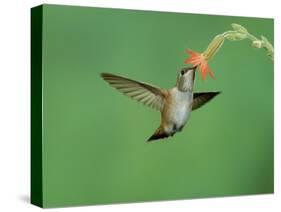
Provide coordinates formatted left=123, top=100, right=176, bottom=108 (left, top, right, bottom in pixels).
left=147, top=127, right=169, bottom=142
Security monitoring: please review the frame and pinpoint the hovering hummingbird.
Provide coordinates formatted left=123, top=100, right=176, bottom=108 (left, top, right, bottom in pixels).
left=101, top=66, right=220, bottom=142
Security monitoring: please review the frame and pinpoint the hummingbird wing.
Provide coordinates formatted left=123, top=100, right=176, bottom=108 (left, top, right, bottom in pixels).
left=192, top=92, right=220, bottom=110
left=101, top=73, right=166, bottom=111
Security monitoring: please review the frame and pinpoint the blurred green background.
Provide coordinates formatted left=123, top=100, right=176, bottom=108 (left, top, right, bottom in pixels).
left=41, top=4, right=273, bottom=207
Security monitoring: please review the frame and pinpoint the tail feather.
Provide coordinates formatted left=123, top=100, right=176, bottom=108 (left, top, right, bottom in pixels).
left=147, top=127, right=169, bottom=142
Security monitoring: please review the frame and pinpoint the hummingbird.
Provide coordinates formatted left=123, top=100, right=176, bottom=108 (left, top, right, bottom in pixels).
left=100, top=66, right=220, bottom=142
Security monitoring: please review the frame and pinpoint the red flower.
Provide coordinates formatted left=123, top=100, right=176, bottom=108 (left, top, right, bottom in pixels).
left=184, top=49, right=215, bottom=80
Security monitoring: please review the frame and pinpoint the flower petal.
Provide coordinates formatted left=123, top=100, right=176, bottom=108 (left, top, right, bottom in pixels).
left=185, top=49, right=201, bottom=57
left=207, top=66, right=215, bottom=79
left=185, top=57, right=201, bottom=65
left=185, top=49, right=215, bottom=80
left=185, top=49, right=204, bottom=66
left=200, top=62, right=207, bottom=80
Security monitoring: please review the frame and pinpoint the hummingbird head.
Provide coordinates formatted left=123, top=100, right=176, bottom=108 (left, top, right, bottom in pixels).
left=177, top=66, right=197, bottom=92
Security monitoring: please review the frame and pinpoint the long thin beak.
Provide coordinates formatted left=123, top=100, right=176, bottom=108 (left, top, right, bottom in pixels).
left=192, top=65, right=198, bottom=71
left=192, top=66, right=196, bottom=81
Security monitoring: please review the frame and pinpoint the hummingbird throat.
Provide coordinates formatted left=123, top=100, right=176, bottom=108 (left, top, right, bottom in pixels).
left=177, top=70, right=195, bottom=92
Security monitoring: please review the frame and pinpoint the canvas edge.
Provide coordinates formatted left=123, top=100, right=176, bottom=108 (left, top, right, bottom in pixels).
left=30, top=4, right=44, bottom=208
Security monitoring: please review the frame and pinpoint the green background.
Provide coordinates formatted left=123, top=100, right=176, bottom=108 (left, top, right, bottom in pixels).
left=41, top=4, right=273, bottom=207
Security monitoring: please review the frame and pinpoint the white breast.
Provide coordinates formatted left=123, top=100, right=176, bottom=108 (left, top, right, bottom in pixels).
left=168, top=88, right=193, bottom=130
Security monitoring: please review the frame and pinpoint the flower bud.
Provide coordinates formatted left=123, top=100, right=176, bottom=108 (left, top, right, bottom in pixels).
left=231, top=23, right=248, bottom=33
left=252, top=40, right=263, bottom=48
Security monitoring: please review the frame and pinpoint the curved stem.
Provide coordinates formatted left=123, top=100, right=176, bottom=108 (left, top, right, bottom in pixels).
left=206, top=24, right=274, bottom=61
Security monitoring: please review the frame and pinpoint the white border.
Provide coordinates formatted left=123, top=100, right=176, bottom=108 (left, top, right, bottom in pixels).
left=0, top=0, right=279, bottom=211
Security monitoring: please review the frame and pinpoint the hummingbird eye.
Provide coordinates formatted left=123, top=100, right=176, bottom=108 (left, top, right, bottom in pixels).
left=181, top=70, right=185, bottom=76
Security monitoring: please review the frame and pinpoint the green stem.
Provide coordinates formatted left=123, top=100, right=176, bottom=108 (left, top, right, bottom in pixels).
left=205, top=23, right=274, bottom=61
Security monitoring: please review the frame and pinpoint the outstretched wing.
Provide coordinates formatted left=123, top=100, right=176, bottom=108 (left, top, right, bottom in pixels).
left=101, top=73, right=166, bottom=111
left=192, top=92, right=220, bottom=110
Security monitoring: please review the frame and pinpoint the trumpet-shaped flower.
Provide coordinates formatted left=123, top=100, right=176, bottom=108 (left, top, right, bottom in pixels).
left=185, top=34, right=224, bottom=80
left=184, top=49, right=215, bottom=80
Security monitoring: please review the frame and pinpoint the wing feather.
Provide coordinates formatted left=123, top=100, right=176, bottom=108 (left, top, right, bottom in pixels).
left=101, top=73, right=166, bottom=111
left=192, top=92, right=220, bottom=110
